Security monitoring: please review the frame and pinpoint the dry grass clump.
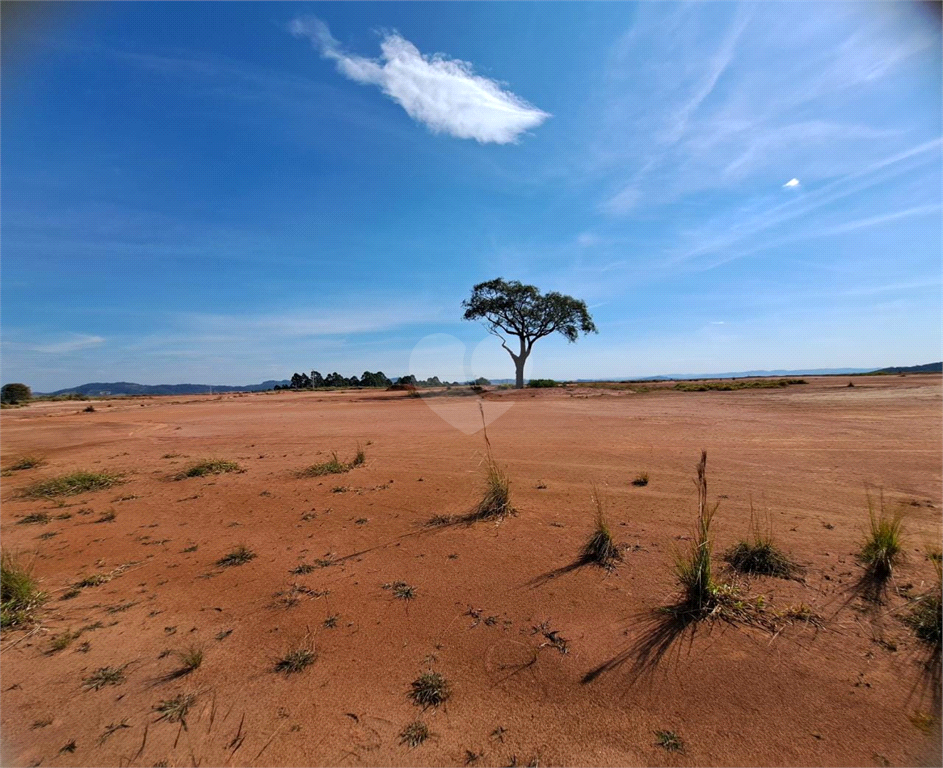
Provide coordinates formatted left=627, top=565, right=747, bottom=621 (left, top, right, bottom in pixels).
left=860, top=492, right=904, bottom=580
left=1, top=552, right=46, bottom=628
left=631, top=472, right=649, bottom=487
left=470, top=405, right=513, bottom=522
left=581, top=488, right=622, bottom=569
left=905, top=559, right=941, bottom=646
left=154, top=693, right=196, bottom=725
left=409, top=671, right=451, bottom=709
left=725, top=504, right=800, bottom=579
left=177, top=646, right=204, bottom=673
left=176, top=460, right=241, bottom=479
left=400, top=721, right=430, bottom=747
left=22, top=471, right=122, bottom=498
left=6, top=456, right=44, bottom=472
left=655, top=730, right=684, bottom=752
left=275, top=639, right=316, bottom=674
left=299, top=445, right=366, bottom=477
left=216, top=545, right=256, bottom=567
left=17, top=512, right=51, bottom=526
left=83, top=666, right=126, bottom=691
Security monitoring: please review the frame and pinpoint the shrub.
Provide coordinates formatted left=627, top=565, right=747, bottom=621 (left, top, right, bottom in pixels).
left=1, top=552, right=46, bottom=628
left=860, top=493, right=904, bottom=579
left=528, top=379, right=559, bottom=388
left=408, top=672, right=451, bottom=709
left=631, top=472, right=649, bottom=487
left=22, top=471, right=122, bottom=498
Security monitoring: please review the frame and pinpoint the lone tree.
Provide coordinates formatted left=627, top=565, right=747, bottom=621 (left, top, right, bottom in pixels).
left=462, top=278, right=597, bottom=389
left=1, top=383, right=32, bottom=404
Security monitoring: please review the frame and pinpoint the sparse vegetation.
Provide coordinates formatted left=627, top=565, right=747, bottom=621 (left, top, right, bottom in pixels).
left=176, top=459, right=241, bottom=479
left=17, top=512, right=51, bottom=525
left=22, top=471, right=122, bottom=498
left=400, top=720, right=430, bottom=747
left=408, top=671, right=451, bottom=709
left=655, top=730, right=684, bottom=752
left=83, top=405, right=96, bottom=413
left=528, top=379, right=559, bottom=388
left=154, top=693, right=196, bottom=725
left=177, top=646, right=204, bottom=673
left=299, top=446, right=367, bottom=477
left=674, top=378, right=806, bottom=392
left=83, top=666, right=126, bottom=691
left=95, top=510, right=117, bottom=523
left=275, top=642, right=316, bottom=674
left=905, top=559, right=941, bottom=646
left=291, top=563, right=315, bottom=575
left=6, top=456, right=44, bottom=472
left=581, top=488, right=621, bottom=569
left=1, top=552, right=46, bottom=628
left=725, top=504, right=799, bottom=579
left=631, top=472, right=649, bottom=487
left=470, top=405, right=513, bottom=521
left=860, top=493, right=904, bottom=579
left=49, top=630, right=80, bottom=652
left=384, top=581, right=416, bottom=601
left=216, top=545, right=256, bottom=567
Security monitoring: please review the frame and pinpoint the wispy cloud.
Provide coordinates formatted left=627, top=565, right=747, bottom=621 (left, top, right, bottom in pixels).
left=290, top=17, right=549, bottom=144
left=3, top=334, right=107, bottom=355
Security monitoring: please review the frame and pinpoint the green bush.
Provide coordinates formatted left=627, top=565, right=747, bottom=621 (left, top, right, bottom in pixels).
left=1, top=383, right=31, bottom=404
left=528, top=379, right=559, bottom=388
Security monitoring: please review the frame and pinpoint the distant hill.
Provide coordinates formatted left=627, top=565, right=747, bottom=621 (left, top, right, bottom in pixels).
left=42, top=380, right=289, bottom=397
left=867, top=362, right=942, bottom=375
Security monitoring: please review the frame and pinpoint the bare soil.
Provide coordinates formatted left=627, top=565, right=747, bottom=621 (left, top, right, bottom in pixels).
left=1, top=375, right=940, bottom=767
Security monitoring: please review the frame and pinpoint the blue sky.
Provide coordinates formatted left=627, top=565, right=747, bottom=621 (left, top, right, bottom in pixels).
left=2, top=1, right=941, bottom=390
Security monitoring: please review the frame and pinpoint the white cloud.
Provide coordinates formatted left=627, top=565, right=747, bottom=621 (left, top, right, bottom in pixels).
left=783, top=178, right=800, bottom=188
left=29, top=334, right=105, bottom=354
left=291, top=17, right=549, bottom=144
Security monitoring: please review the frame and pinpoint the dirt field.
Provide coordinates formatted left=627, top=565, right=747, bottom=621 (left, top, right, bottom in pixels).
left=1, top=375, right=941, bottom=767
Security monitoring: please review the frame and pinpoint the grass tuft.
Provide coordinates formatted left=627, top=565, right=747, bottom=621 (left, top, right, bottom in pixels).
left=631, top=472, right=649, bottom=487
left=83, top=666, right=125, bottom=691
left=216, top=545, right=256, bottom=568
left=154, top=693, right=196, bottom=725
left=275, top=642, right=316, bottom=674
left=725, top=503, right=799, bottom=579
left=299, top=446, right=367, bottom=477
left=177, top=645, right=204, bottom=673
left=176, top=460, right=241, bottom=479
left=860, top=492, right=904, bottom=580
left=400, top=721, right=430, bottom=747
left=1, top=552, right=47, bottom=628
left=674, top=451, right=719, bottom=614
left=17, top=512, right=51, bottom=526
left=581, top=488, right=622, bottom=569
left=7, top=456, right=44, bottom=472
left=22, top=471, right=122, bottom=498
left=655, top=730, right=684, bottom=752
left=905, top=559, right=941, bottom=646
left=408, top=671, right=451, bottom=709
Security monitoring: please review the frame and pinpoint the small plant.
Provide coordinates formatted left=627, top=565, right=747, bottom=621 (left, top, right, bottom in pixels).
left=299, top=446, right=366, bottom=477
left=59, top=740, right=77, bottom=754
left=17, top=512, right=50, bottom=525
left=860, top=492, right=904, bottom=579
left=400, top=720, right=430, bottom=747
left=154, top=693, right=196, bottom=725
left=216, top=545, right=256, bottom=567
left=275, top=643, right=316, bottom=674
left=291, top=563, right=315, bottom=575
left=675, top=451, right=719, bottom=613
left=49, top=630, right=80, bottom=652
left=84, top=405, right=96, bottom=413
left=408, top=671, right=451, bottom=709
left=95, top=510, right=117, bottom=523
left=75, top=573, right=109, bottom=588
left=384, top=581, right=415, bottom=601
left=905, top=559, right=941, bottom=646
left=177, top=646, right=204, bottom=673
left=1, top=552, right=46, bottom=628
left=655, top=730, right=684, bottom=752
left=725, top=503, right=799, bottom=579
left=631, top=472, right=649, bottom=487
left=7, top=456, right=44, bottom=472
left=83, top=666, right=126, bottom=691
left=22, top=471, right=122, bottom=498
left=581, top=488, right=621, bottom=569
left=323, top=614, right=339, bottom=629
left=176, top=460, right=241, bottom=479
left=351, top=444, right=366, bottom=467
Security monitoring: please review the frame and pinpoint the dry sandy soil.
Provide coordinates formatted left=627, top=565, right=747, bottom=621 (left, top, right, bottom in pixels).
left=1, top=375, right=941, bottom=767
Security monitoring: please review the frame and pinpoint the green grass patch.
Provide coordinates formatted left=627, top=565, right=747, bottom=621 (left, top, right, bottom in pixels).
left=22, top=471, right=123, bottom=498
left=175, top=460, right=241, bottom=479
left=674, top=378, right=806, bottom=392
left=1, top=552, right=46, bottom=628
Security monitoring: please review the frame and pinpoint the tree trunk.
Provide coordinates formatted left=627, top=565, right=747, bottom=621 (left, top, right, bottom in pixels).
left=514, top=355, right=528, bottom=389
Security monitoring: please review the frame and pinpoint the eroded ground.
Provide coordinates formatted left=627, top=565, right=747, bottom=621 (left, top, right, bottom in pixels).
left=1, top=375, right=941, bottom=767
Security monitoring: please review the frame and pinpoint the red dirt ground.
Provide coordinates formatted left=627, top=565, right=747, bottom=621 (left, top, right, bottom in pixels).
left=1, top=375, right=940, bottom=767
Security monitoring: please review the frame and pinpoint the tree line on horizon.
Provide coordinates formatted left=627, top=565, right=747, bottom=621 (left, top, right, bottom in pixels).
left=275, top=371, right=492, bottom=391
